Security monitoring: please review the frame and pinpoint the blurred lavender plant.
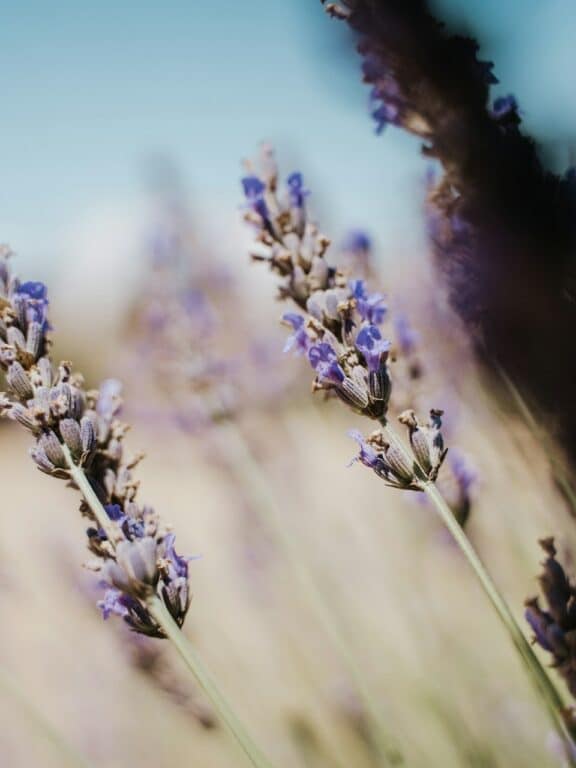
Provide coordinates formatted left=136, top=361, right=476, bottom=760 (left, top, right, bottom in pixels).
left=123, top=633, right=216, bottom=729
left=0, top=247, right=272, bottom=768
left=323, top=0, right=576, bottom=480
left=242, top=148, right=576, bottom=759
left=340, top=229, right=374, bottom=279
left=126, top=163, right=303, bottom=435
left=526, top=539, right=576, bottom=705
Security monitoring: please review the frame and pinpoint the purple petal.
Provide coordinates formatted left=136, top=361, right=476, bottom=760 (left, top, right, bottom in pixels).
left=355, top=325, right=391, bottom=372
left=308, top=343, right=345, bottom=385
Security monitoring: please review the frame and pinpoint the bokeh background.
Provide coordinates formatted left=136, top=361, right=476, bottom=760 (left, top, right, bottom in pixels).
left=2, top=1, right=576, bottom=766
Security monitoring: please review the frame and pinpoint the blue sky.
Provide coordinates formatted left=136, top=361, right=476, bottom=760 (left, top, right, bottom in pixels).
left=0, top=0, right=574, bottom=275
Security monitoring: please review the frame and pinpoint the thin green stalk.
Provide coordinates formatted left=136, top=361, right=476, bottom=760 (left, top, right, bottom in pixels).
left=214, top=420, right=403, bottom=767
left=146, top=596, right=273, bottom=768
left=382, top=424, right=576, bottom=765
left=0, top=667, right=92, bottom=768
left=63, top=447, right=274, bottom=768
left=63, top=445, right=117, bottom=541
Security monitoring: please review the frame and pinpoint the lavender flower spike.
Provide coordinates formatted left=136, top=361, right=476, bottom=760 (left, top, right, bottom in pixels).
left=240, top=149, right=392, bottom=420
left=0, top=249, right=274, bottom=768
left=0, top=250, right=190, bottom=638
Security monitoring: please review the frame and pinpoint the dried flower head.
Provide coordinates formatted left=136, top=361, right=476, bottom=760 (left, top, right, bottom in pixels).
left=0, top=249, right=191, bottom=637
left=349, top=408, right=447, bottom=490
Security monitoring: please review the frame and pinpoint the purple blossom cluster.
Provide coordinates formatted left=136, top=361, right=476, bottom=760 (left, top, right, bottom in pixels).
left=242, top=149, right=391, bottom=421
left=242, top=148, right=447, bottom=488
left=0, top=249, right=191, bottom=637
left=328, top=0, right=501, bottom=139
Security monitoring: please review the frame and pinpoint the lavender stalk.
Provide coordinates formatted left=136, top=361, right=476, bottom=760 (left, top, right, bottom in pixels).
left=0, top=250, right=273, bottom=768
left=68, top=456, right=272, bottom=768
left=383, top=423, right=575, bottom=755
left=241, top=149, right=576, bottom=761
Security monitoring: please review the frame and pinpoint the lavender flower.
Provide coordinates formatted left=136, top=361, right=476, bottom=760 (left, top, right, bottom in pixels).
left=282, top=313, right=310, bottom=355
left=340, top=230, right=374, bottom=278
left=242, top=175, right=270, bottom=227
left=491, top=94, right=520, bottom=125
left=354, top=324, right=390, bottom=373
left=287, top=172, right=308, bottom=209
left=342, top=230, right=371, bottom=255
left=350, top=280, right=387, bottom=325
left=0, top=250, right=191, bottom=638
left=242, top=148, right=446, bottom=486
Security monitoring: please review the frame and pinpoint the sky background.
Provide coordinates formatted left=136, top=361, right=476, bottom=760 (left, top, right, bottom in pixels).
left=0, top=0, right=575, bottom=281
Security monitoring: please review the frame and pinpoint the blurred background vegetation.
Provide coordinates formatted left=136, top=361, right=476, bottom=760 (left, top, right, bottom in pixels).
left=2, top=1, right=576, bottom=766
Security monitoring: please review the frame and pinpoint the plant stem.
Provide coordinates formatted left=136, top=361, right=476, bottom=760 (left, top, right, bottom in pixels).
left=382, top=424, right=576, bottom=764
left=147, top=595, right=274, bottom=768
left=0, top=667, right=92, bottom=768
left=63, top=445, right=117, bottom=541
left=214, top=420, right=403, bottom=766
left=63, top=445, right=275, bottom=768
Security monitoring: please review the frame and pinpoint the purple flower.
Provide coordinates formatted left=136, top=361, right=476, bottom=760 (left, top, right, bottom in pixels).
left=369, top=80, right=403, bottom=134
left=348, top=429, right=385, bottom=473
left=17, top=281, right=47, bottom=300
left=394, top=313, right=418, bottom=356
left=350, top=280, right=387, bottom=325
left=491, top=94, right=519, bottom=123
left=14, top=281, right=50, bottom=327
left=355, top=324, right=390, bottom=372
left=241, top=175, right=269, bottom=223
left=372, top=101, right=400, bottom=134
left=163, top=532, right=189, bottom=579
left=308, top=343, right=345, bottom=385
left=98, top=588, right=129, bottom=620
left=181, top=288, right=216, bottom=334
left=97, top=379, right=123, bottom=421
left=104, top=503, right=145, bottom=540
left=282, top=313, right=309, bottom=355
left=524, top=604, right=554, bottom=653
left=449, top=450, right=476, bottom=494
left=342, top=230, right=371, bottom=254
left=287, top=172, right=308, bottom=209
left=105, top=504, right=124, bottom=521
left=123, top=518, right=145, bottom=540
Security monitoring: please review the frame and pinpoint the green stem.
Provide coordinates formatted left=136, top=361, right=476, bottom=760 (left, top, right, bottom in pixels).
left=147, top=596, right=274, bottom=768
left=382, top=424, right=576, bottom=764
left=0, top=667, right=92, bottom=768
left=63, top=445, right=117, bottom=541
left=62, top=446, right=275, bottom=768
left=215, top=420, right=403, bottom=767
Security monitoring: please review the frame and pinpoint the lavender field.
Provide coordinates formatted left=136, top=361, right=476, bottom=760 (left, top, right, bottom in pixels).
left=2, top=2, right=576, bottom=766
